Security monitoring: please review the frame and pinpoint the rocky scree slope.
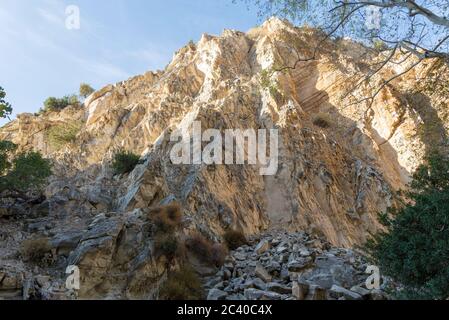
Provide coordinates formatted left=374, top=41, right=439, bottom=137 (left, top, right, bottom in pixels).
left=0, top=18, right=448, bottom=299
left=206, top=230, right=389, bottom=300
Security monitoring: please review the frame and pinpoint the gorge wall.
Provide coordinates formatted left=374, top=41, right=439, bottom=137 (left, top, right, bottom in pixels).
left=1, top=18, right=448, bottom=299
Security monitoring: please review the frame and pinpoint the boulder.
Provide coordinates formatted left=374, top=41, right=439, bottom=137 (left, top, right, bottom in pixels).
left=255, top=263, right=272, bottom=282
left=244, top=288, right=282, bottom=300
left=266, top=282, right=291, bottom=294
left=350, top=285, right=371, bottom=298
left=306, top=285, right=327, bottom=300
left=287, top=257, right=314, bottom=272
left=329, top=285, right=363, bottom=300
left=254, top=240, right=270, bottom=255
left=292, top=281, right=309, bottom=300
left=207, top=289, right=228, bottom=300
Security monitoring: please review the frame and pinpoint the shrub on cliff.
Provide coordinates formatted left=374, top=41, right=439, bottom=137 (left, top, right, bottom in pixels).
left=47, top=121, right=82, bottom=150
left=42, top=95, right=80, bottom=113
left=154, top=233, right=180, bottom=261
left=186, top=234, right=227, bottom=267
left=159, top=264, right=204, bottom=300
left=79, top=83, right=95, bottom=99
left=150, top=204, right=183, bottom=234
left=223, top=229, right=247, bottom=250
left=366, top=152, right=449, bottom=300
left=149, top=203, right=184, bottom=262
left=312, top=112, right=333, bottom=128
left=111, top=150, right=140, bottom=175
left=20, top=237, right=53, bottom=266
left=0, top=87, right=52, bottom=198
left=0, top=149, right=52, bottom=197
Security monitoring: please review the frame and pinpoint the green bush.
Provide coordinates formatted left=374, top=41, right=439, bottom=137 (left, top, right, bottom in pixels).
left=223, top=229, right=247, bottom=250
left=112, top=150, right=140, bottom=175
left=79, top=83, right=95, bottom=99
left=47, top=121, right=82, bottom=150
left=43, top=95, right=79, bottom=113
left=0, top=151, right=52, bottom=194
left=0, top=87, right=52, bottom=197
left=366, top=152, right=449, bottom=300
left=159, top=264, right=204, bottom=300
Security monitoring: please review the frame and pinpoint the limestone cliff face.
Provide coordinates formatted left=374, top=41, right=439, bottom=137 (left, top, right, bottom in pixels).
left=1, top=18, right=448, bottom=251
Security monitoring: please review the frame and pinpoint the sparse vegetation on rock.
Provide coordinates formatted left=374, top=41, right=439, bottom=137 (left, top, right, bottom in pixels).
left=186, top=234, right=227, bottom=267
left=223, top=229, right=247, bottom=250
left=154, top=233, right=180, bottom=261
left=79, top=83, right=95, bottom=99
left=111, top=150, right=140, bottom=175
left=159, top=264, right=204, bottom=300
left=46, top=121, right=82, bottom=150
left=312, top=112, right=332, bottom=128
left=150, top=204, right=183, bottom=234
left=20, top=237, right=52, bottom=265
left=42, top=95, right=80, bottom=113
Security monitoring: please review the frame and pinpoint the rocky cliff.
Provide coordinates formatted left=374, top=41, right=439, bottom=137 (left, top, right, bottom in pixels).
left=0, top=18, right=447, bottom=300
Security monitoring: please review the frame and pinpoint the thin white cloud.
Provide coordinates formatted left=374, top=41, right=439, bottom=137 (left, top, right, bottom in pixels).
left=125, top=47, right=171, bottom=69
left=37, top=7, right=64, bottom=26
left=74, top=57, right=131, bottom=80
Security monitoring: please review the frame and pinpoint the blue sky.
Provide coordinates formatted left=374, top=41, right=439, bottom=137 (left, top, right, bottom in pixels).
left=0, top=0, right=259, bottom=125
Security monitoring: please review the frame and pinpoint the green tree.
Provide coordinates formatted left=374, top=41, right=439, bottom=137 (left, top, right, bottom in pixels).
left=0, top=87, right=52, bottom=198
left=79, top=83, right=95, bottom=99
left=0, top=141, right=17, bottom=174
left=366, top=152, right=449, bottom=300
left=0, top=151, right=52, bottom=195
left=42, top=95, right=79, bottom=113
left=242, top=0, right=449, bottom=59
left=0, top=86, right=13, bottom=119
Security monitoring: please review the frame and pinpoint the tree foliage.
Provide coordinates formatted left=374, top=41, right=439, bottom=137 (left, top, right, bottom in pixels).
left=239, top=1, right=449, bottom=115
left=0, top=86, right=13, bottom=119
left=366, top=152, right=449, bottom=300
left=79, top=83, right=95, bottom=99
left=0, top=86, right=52, bottom=197
left=42, top=95, right=80, bottom=113
left=242, top=0, right=449, bottom=58
left=0, top=150, right=52, bottom=195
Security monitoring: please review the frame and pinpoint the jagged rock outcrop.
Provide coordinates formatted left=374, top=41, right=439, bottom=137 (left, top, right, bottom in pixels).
left=1, top=18, right=448, bottom=299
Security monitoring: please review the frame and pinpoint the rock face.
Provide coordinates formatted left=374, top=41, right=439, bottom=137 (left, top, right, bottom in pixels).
left=0, top=18, right=447, bottom=300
